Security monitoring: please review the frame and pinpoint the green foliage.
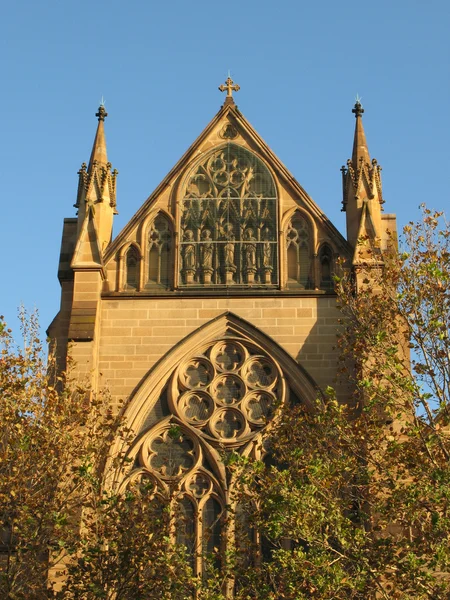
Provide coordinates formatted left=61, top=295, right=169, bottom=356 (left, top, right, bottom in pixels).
left=0, top=310, right=226, bottom=599
left=227, top=207, right=450, bottom=599
left=0, top=310, right=119, bottom=598
left=2, top=206, right=449, bottom=599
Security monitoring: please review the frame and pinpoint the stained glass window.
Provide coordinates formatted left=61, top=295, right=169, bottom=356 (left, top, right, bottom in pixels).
left=179, top=144, right=278, bottom=286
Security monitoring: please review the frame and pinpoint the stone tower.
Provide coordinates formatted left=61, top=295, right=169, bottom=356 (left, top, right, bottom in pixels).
left=48, top=81, right=396, bottom=575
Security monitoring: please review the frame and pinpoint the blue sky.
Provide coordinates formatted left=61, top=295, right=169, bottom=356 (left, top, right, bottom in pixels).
left=1, top=0, right=449, bottom=336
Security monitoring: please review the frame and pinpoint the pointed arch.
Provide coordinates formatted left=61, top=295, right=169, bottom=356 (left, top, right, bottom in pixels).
left=285, top=210, right=313, bottom=289
left=143, top=211, right=173, bottom=289
left=318, top=242, right=335, bottom=291
left=107, top=313, right=322, bottom=578
left=125, top=245, right=140, bottom=290
left=178, top=144, right=279, bottom=287
left=117, top=312, right=320, bottom=439
left=116, top=242, right=142, bottom=291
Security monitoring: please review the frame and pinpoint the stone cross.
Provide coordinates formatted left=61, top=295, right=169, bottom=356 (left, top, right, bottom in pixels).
left=219, top=76, right=240, bottom=98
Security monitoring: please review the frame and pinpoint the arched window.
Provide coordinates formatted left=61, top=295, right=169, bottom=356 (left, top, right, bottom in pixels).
left=147, top=214, right=172, bottom=288
left=202, top=497, right=222, bottom=572
left=286, top=212, right=312, bottom=288
left=125, top=246, right=140, bottom=290
left=122, top=336, right=289, bottom=577
left=176, top=496, right=196, bottom=570
left=319, top=244, right=334, bottom=291
left=180, top=144, right=278, bottom=286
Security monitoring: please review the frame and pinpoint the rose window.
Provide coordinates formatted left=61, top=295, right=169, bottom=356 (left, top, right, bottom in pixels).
left=170, top=339, right=285, bottom=446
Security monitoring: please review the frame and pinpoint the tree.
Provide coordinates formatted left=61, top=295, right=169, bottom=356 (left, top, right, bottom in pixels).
left=2, top=206, right=449, bottom=599
left=0, top=311, right=224, bottom=599
left=0, top=310, right=117, bottom=598
left=229, top=207, right=450, bottom=599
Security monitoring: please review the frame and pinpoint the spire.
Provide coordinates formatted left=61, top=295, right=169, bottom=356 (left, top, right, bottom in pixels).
left=88, top=103, right=109, bottom=171
left=351, top=96, right=371, bottom=170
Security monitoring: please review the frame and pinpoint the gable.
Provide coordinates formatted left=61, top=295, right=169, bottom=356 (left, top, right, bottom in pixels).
left=102, top=103, right=351, bottom=294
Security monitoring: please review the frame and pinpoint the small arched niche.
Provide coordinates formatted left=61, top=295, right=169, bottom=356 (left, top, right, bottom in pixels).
left=286, top=211, right=312, bottom=289
left=125, top=245, right=140, bottom=290
left=146, top=213, right=172, bottom=289
left=319, top=243, right=334, bottom=291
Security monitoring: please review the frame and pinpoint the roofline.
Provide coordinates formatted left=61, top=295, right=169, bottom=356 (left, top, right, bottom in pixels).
left=104, top=102, right=352, bottom=262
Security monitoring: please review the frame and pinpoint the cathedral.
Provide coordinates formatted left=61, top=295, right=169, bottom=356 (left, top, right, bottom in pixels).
left=48, top=78, right=397, bottom=575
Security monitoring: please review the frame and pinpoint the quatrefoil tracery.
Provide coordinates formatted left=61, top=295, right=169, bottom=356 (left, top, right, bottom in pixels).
left=140, top=428, right=198, bottom=478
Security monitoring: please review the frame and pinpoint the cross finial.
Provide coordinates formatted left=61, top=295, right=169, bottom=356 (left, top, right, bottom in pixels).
left=96, top=103, right=108, bottom=122
left=352, top=94, right=364, bottom=118
left=219, top=75, right=240, bottom=100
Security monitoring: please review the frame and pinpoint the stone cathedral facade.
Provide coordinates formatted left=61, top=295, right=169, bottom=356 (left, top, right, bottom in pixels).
left=48, top=79, right=397, bottom=575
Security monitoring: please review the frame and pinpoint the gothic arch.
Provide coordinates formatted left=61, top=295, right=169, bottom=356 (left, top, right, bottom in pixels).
left=140, top=207, right=175, bottom=241
left=118, top=312, right=319, bottom=438
left=281, top=206, right=318, bottom=252
left=117, top=241, right=142, bottom=291
left=141, top=210, right=174, bottom=289
left=177, top=142, right=280, bottom=206
left=284, top=209, right=315, bottom=289
left=107, top=313, right=321, bottom=577
left=177, top=144, right=279, bottom=287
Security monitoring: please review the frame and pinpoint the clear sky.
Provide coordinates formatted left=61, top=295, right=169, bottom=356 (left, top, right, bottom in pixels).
left=1, top=0, right=449, bottom=336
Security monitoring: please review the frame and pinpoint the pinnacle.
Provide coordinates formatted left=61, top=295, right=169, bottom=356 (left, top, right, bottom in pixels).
left=351, top=98, right=370, bottom=170
left=88, top=104, right=109, bottom=170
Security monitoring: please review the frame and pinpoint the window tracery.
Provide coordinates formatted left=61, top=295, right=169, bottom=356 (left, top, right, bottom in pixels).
left=147, top=214, right=172, bottom=288
left=286, top=212, right=312, bottom=288
left=122, top=338, right=288, bottom=576
left=180, top=144, right=278, bottom=286
left=170, top=340, right=284, bottom=447
left=125, top=246, right=140, bottom=290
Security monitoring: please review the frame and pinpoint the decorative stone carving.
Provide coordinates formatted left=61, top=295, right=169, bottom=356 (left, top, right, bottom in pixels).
left=182, top=230, right=196, bottom=284
left=200, top=229, right=214, bottom=284
left=147, top=430, right=195, bottom=478
left=219, top=123, right=238, bottom=139
left=262, top=226, right=273, bottom=283
left=168, top=339, right=286, bottom=448
left=243, top=227, right=257, bottom=283
left=222, top=223, right=236, bottom=284
left=180, top=144, right=278, bottom=286
left=286, top=212, right=312, bottom=288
